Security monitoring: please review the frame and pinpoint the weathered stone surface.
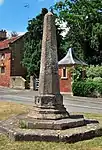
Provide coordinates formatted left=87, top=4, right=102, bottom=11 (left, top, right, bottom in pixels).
left=28, top=107, right=69, bottom=120
left=0, top=116, right=102, bottom=143
left=19, top=114, right=86, bottom=130
left=39, top=12, right=60, bottom=95
left=8, top=127, right=102, bottom=142
left=28, top=12, right=69, bottom=120
left=34, top=94, right=63, bottom=107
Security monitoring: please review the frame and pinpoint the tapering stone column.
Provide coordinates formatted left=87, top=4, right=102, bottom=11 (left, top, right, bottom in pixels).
left=39, top=12, right=60, bottom=95
left=28, top=12, right=69, bottom=120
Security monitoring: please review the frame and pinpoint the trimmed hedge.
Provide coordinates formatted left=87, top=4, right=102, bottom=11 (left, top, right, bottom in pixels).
left=72, top=81, right=102, bottom=97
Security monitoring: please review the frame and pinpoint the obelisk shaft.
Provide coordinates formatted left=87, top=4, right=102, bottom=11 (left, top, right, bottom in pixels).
left=28, top=12, right=69, bottom=119
left=38, top=12, right=60, bottom=95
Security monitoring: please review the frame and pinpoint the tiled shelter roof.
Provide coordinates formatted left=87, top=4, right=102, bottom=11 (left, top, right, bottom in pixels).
left=58, top=48, right=87, bottom=66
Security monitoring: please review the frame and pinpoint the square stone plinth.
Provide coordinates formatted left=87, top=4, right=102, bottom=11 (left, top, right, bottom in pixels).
left=28, top=94, right=69, bottom=120
left=34, top=94, right=63, bottom=107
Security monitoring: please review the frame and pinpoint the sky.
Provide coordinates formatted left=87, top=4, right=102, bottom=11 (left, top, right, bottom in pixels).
left=0, top=0, right=60, bottom=35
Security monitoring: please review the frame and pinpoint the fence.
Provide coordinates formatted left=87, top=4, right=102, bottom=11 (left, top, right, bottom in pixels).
left=34, top=78, right=39, bottom=90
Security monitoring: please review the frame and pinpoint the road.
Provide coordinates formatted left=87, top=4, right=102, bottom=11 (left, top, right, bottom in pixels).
left=0, top=87, right=102, bottom=114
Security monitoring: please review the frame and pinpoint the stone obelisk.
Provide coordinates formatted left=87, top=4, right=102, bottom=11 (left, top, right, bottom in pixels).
left=0, top=12, right=100, bottom=144
left=28, top=12, right=69, bottom=120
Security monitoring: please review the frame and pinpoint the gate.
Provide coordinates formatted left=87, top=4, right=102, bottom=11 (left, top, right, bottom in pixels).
left=34, top=78, right=39, bottom=90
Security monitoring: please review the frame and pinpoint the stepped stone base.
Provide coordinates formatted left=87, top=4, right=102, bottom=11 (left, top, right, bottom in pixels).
left=0, top=114, right=102, bottom=143
left=28, top=106, right=69, bottom=120
left=28, top=94, right=69, bottom=120
left=19, top=114, right=85, bottom=130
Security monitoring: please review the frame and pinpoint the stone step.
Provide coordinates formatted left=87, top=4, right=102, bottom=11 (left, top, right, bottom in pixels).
left=0, top=122, right=102, bottom=143
left=19, top=117, right=86, bottom=130
left=0, top=116, right=102, bottom=143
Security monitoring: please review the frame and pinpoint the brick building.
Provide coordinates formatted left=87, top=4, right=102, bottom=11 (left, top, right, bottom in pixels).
left=58, top=48, right=87, bottom=94
left=58, top=66, right=72, bottom=94
left=0, top=30, right=26, bottom=87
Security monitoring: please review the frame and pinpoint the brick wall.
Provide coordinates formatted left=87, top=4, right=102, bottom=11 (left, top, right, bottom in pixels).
left=0, top=51, right=11, bottom=87
left=10, top=36, right=26, bottom=77
left=58, top=67, right=72, bottom=93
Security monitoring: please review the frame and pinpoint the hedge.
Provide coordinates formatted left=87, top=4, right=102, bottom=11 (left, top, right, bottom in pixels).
left=72, top=81, right=102, bottom=97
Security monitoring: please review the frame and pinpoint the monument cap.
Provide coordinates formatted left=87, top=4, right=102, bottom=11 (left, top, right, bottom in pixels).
left=45, top=12, right=53, bottom=16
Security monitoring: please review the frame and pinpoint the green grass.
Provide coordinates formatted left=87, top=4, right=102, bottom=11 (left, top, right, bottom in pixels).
left=0, top=101, right=102, bottom=150
left=0, top=134, right=102, bottom=150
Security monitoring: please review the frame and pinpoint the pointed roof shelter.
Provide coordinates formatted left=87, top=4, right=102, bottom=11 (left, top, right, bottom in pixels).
left=58, top=48, right=87, bottom=66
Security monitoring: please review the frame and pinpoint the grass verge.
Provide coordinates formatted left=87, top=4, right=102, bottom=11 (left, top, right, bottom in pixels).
left=0, top=101, right=102, bottom=150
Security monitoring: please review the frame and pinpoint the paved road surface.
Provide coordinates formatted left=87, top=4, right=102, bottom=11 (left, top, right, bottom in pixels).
left=0, top=87, right=102, bottom=114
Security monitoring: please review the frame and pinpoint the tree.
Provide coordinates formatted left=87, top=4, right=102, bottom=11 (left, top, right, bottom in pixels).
left=54, top=0, right=102, bottom=65
left=22, top=8, right=65, bottom=77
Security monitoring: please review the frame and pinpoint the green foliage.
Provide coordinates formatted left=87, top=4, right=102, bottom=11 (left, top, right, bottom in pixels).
left=19, top=120, right=27, bottom=129
left=93, top=77, right=102, bottom=82
left=22, top=8, right=47, bottom=77
left=22, top=8, right=65, bottom=77
left=72, top=66, right=84, bottom=82
left=72, top=65, right=102, bottom=82
left=54, top=0, right=102, bottom=65
left=72, top=65, right=102, bottom=97
left=86, top=65, right=102, bottom=78
left=72, top=81, right=102, bottom=97
left=86, top=77, right=102, bottom=83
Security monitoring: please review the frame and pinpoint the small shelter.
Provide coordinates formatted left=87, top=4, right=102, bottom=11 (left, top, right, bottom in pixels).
left=58, top=48, right=87, bottom=94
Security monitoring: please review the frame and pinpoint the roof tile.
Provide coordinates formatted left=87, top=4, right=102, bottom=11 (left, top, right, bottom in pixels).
left=0, top=36, right=21, bottom=50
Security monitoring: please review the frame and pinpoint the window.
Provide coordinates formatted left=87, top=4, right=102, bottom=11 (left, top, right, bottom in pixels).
left=62, top=67, right=67, bottom=78
left=0, top=53, right=5, bottom=60
left=0, top=66, right=5, bottom=73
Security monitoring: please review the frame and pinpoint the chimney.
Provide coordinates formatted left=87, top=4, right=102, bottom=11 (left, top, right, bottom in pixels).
left=0, top=30, right=7, bottom=41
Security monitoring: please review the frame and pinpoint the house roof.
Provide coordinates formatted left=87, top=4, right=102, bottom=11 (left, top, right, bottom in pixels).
left=58, top=48, right=87, bottom=66
left=0, top=36, right=22, bottom=50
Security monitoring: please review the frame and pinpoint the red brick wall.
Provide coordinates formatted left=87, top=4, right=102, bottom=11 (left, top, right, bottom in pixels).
left=0, top=36, right=27, bottom=87
left=0, top=52, right=11, bottom=87
left=58, top=67, right=72, bottom=93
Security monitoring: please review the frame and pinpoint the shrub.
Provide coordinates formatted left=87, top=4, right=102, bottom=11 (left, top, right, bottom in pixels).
left=72, top=65, right=102, bottom=82
left=72, top=65, right=102, bottom=97
left=93, top=77, right=102, bottom=83
left=86, top=77, right=102, bottom=83
left=96, top=82, right=102, bottom=95
left=72, top=81, right=102, bottom=97
left=86, top=65, right=102, bottom=78
left=72, top=66, right=85, bottom=82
